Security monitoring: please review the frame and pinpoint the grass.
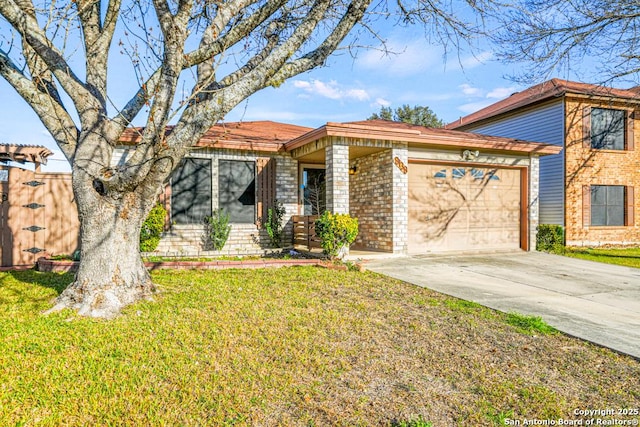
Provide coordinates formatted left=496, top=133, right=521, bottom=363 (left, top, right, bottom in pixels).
left=563, top=246, right=640, bottom=268
left=1, top=267, right=639, bottom=426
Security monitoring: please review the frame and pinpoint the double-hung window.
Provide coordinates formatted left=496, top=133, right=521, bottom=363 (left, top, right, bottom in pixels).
left=585, top=185, right=635, bottom=227
left=584, top=107, right=634, bottom=151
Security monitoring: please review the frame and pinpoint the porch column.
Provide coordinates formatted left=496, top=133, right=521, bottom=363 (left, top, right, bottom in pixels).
left=325, top=142, right=349, bottom=214
left=392, top=145, right=408, bottom=254
left=529, top=154, right=540, bottom=251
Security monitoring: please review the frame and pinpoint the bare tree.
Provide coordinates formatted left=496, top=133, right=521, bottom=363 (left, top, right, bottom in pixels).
left=0, top=0, right=492, bottom=317
left=492, top=0, right=640, bottom=83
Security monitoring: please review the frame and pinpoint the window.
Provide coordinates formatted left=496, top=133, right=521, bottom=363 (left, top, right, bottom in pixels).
left=591, top=185, right=625, bottom=226
left=591, top=108, right=625, bottom=150
left=584, top=107, right=636, bottom=150
left=219, top=160, right=255, bottom=223
left=171, top=158, right=212, bottom=224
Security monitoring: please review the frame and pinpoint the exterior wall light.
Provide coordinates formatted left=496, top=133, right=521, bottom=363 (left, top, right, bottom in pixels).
left=462, top=150, right=480, bottom=161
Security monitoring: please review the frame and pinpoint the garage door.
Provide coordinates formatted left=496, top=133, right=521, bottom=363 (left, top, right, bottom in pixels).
left=408, top=163, right=522, bottom=253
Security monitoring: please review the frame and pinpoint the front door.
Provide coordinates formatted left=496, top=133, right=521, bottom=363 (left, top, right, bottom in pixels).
left=300, top=166, right=326, bottom=215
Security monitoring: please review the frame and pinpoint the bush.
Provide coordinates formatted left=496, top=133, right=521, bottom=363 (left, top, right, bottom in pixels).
left=314, top=211, right=359, bottom=259
left=263, top=200, right=286, bottom=248
left=205, top=209, right=232, bottom=251
left=140, top=204, right=167, bottom=252
left=536, top=224, right=565, bottom=253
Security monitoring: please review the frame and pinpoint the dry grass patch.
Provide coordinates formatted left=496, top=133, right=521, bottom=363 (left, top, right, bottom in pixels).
left=0, top=267, right=638, bottom=426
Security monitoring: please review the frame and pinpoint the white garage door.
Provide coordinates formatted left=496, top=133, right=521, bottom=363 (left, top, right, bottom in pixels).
left=408, top=163, right=522, bottom=253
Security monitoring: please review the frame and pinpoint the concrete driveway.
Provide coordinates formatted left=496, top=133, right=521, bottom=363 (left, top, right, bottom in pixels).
left=364, top=251, right=640, bottom=359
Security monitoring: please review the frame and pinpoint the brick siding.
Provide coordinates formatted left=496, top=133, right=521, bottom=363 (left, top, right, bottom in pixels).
left=564, top=98, right=640, bottom=246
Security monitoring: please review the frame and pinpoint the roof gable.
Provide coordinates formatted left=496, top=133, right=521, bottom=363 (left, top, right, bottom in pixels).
left=446, top=78, right=640, bottom=130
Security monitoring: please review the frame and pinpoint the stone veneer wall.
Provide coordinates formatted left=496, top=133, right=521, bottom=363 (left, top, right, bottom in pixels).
left=350, top=150, right=394, bottom=252
left=528, top=155, right=540, bottom=251
left=155, top=149, right=298, bottom=256
left=325, top=142, right=350, bottom=214
left=564, top=98, right=640, bottom=246
left=391, top=146, right=409, bottom=253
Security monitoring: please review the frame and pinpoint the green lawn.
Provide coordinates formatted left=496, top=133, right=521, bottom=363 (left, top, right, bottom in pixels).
left=1, top=267, right=638, bottom=426
left=563, top=246, right=640, bottom=268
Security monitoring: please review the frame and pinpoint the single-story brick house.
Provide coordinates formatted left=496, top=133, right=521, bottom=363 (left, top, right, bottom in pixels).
left=119, top=120, right=561, bottom=255
left=0, top=120, right=561, bottom=267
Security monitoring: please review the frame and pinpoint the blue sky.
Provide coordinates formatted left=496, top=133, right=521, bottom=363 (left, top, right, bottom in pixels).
left=0, top=23, right=540, bottom=172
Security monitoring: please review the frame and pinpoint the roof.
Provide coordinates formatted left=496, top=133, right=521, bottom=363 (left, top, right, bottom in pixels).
left=446, top=78, right=640, bottom=130
left=286, top=119, right=562, bottom=155
left=120, top=121, right=313, bottom=152
left=0, top=144, right=53, bottom=165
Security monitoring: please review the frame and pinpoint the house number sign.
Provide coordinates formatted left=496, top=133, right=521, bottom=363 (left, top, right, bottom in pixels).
left=394, top=156, right=408, bottom=174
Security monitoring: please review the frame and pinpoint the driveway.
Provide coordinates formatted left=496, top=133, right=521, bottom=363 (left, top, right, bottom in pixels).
left=365, top=251, right=640, bottom=359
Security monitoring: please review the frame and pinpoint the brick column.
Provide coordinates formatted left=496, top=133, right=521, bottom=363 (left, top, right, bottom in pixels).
left=529, top=155, right=540, bottom=251
left=275, top=155, right=299, bottom=244
left=392, top=145, right=408, bottom=254
left=325, top=142, right=350, bottom=214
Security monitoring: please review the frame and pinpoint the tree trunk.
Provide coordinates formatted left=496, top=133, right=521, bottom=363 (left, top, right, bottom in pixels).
left=48, top=173, right=156, bottom=318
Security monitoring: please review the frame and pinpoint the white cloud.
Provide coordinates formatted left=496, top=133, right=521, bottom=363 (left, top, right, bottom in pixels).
left=460, top=83, right=482, bottom=96
left=293, top=79, right=370, bottom=102
left=487, top=86, right=517, bottom=99
left=373, top=97, right=391, bottom=107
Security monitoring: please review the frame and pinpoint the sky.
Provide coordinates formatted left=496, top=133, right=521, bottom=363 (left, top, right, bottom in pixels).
left=0, top=18, right=563, bottom=173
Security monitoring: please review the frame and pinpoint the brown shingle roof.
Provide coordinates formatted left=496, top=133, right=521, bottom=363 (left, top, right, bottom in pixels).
left=446, top=78, right=640, bottom=130
left=120, top=121, right=313, bottom=152
left=286, top=119, right=562, bottom=155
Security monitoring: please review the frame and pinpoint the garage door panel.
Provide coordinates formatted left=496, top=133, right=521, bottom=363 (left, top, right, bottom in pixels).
left=408, top=163, right=521, bottom=254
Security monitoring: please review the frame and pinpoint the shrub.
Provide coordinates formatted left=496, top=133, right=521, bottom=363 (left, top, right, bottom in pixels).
left=536, top=224, right=565, bottom=253
left=263, top=200, right=286, bottom=248
left=205, top=209, right=232, bottom=251
left=140, top=204, right=167, bottom=252
left=314, top=211, right=359, bottom=259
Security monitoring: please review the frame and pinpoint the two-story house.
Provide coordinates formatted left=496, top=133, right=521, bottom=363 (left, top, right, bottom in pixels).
left=447, top=79, right=640, bottom=246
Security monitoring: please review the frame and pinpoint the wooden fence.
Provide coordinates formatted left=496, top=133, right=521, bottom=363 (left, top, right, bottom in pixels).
left=292, top=215, right=321, bottom=251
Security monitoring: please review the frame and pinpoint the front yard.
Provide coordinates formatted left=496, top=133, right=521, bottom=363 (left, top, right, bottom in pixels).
left=1, top=267, right=638, bottom=426
left=563, top=246, right=640, bottom=268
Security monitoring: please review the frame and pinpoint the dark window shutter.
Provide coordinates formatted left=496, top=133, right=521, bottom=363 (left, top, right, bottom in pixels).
left=626, top=186, right=635, bottom=226
left=627, top=110, right=635, bottom=151
left=256, top=157, right=276, bottom=226
left=583, top=185, right=591, bottom=227
left=583, top=106, right=592, bottom=149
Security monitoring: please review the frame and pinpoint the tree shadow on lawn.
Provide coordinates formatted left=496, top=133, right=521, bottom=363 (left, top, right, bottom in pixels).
left=2, top=270, right=74, bottom=297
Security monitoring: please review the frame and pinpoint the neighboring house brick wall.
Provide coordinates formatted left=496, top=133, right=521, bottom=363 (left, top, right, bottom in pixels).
left=458, top=100, right=566, bottom=226
left=563, top=97, right=640, bottom=245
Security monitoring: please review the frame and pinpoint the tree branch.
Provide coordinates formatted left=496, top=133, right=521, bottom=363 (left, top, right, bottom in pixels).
left=0, top=49, right=78, bottom=160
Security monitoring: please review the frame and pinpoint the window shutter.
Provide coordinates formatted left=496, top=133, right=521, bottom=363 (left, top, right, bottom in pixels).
left=626, top=186, right=635, bottom=226
left=627, top=110, right=635, bottom=151
left=583, top=185, right=591, bottom=227
left=256, top=157, right=276, bottom=226
left=582, top=106, right=592, bottom=149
